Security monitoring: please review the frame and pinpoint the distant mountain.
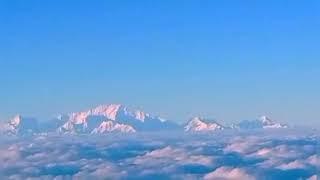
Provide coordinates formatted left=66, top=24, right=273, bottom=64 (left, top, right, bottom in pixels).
left=0, top=105, right=291, bottom=136
left=58, top=104, right=179, bottom=134
left=91, top=121, right=136, bottom=134
left=1, top=115, right=39, bottom=135
left=234, top=116, right=288, bottom=130
left=184, top=117, right=225, bottom=132
left=0, top=104, right=178, bottom=135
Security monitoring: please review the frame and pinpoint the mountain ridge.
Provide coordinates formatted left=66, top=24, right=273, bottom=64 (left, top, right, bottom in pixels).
left=0, top=104, right=289, bottom=135
left=184, top=117, right=225, bottom=132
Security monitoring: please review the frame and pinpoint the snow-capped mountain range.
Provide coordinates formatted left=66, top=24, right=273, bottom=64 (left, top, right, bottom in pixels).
left=184, top=117, right=225, bottom=132
left=0, top=104, right=288, bottom=135
left=57, top=104, right=178, bottom=134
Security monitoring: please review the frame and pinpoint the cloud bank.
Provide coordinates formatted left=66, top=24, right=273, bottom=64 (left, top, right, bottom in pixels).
left=0, top=129, right=319, bottom=179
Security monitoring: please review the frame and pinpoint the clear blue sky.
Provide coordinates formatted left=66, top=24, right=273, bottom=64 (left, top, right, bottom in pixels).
left=1, top=0, right=320, bottom=126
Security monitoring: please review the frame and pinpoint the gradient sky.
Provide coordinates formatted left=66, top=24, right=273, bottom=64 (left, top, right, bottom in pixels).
left=1, top=0, right=320, bottom=126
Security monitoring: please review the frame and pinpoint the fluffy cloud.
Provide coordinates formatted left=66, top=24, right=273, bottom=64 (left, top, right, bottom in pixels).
left=277, top=160, right=306, bottom=170
left=204, top=167, right=255, bottom=180
left=133, top=146, right=214, bottom=166
left=307, top=155, right=320, bottom=167
left=308, top=175, right=318, bottom=180
left=0, top=129, right=318, bottom=179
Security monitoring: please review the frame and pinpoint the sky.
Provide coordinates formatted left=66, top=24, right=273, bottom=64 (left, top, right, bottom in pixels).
left=0, top=0, right=320, bottom=126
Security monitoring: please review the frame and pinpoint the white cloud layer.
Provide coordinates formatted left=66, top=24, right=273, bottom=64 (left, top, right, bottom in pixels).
left=204, top=167, right=255, bottom=180
left=0, top=129, right=318, bottom=179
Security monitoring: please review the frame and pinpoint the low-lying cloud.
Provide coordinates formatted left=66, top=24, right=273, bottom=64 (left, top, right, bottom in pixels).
left=0, top=129, right=319, bottom=179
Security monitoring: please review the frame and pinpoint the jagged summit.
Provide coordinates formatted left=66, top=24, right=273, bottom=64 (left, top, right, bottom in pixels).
left=259, top=115, right=274, bottom=125
left=91, top=121, right=136, bottom=134
left=184, top=117, right=224, bottom=132
left=258, top=115, right=288, bottom=128
left=58, top=104, right=177, bottom=134
left=9, top=114, right=23, bottom=127
left=2, top=115, right=39, bottom=135
left=65, top=104, right=161, bottom=124
left=234, top=115, right=288, bottom=130
left=87, top=104, right=122, bottom=121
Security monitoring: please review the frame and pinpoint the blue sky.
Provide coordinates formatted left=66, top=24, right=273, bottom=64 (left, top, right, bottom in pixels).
left=1, top=0, right=320, bottom=126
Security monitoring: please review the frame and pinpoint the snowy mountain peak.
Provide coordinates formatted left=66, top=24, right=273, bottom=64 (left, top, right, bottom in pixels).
left=66, top=104, right=123, bottom=125
left=185, top=117, right=224, bottom=132
left=66, top=104, right=158, bottom=124
left=259, top=116, right=273, bottom=125
left=89, top=104, right=123, bottom=120
left=190, top=117, right=203, bottom=123
left=134, top=110, right=148, bottom=122
left=2, top=115, right=39, bottom=135
left=234, top=116, right=288, bottom=130
left=91, top=121, right=136, bottom=134
left=10, top=115, right=23, bottom=127
left=258, top=116, right=288, bottom=128
left=58, top=103, right=176, bottom=134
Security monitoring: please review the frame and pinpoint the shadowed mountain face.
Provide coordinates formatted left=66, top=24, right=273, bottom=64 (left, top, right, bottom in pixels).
left=3, top=115, right=39, bottom=135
